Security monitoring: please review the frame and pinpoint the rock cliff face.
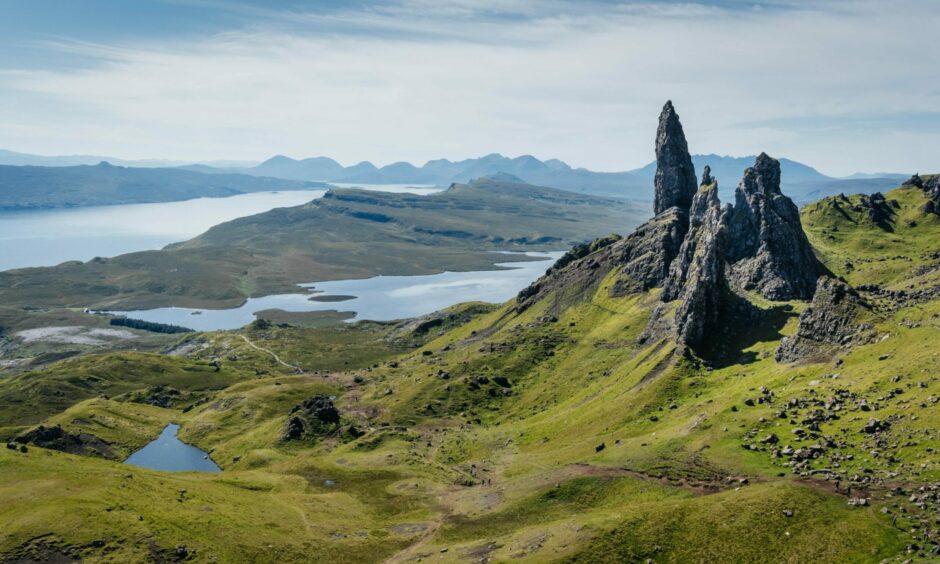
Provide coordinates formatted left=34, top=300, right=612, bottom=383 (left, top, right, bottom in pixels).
left=775, top=277, right=873, bottom=362
left=609, top=208, right=687, bottom=296
left=663, top=184, right=731, bottom=347
left=727, top=153, right=820, bottom=300
left=920, top=175, right=940, bottom=215
left=653, top=101, right=698, bottom=216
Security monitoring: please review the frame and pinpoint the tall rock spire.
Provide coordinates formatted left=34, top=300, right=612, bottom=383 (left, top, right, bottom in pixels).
left=653, top=101, right=697, bottom=215
left=727, top=153, right=820, bottom=300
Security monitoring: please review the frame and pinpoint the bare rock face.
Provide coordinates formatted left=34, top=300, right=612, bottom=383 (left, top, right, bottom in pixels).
left=776, top=277, right=874, bottom=362
left=655, top=184, right=731, bottom=347
left=653, top=101, right=697, bottom=216
left=727, top=153, right=819, bottom=300
left=609, top=208, right=687, bottom=296
left=921, top=175, right=940, bottom=215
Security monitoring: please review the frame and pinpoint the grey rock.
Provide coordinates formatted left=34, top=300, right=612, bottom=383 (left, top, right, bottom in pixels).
left=610, top=208, right=688, bottom=296
left=776, top=277, right=873, bottom=363
left=727, top=153, right=820, bottom=300
left=653, top=100, right=697, bottom=216
left=921, top=175, right=940, bottom=215
left=701, top=165, right=715, bottom=188
left=653, top=184, right=731, bottom=347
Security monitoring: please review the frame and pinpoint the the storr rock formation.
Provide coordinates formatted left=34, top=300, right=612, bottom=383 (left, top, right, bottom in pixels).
left=654, top=101, right=698, bottom=216
left=518, top=101, right=828, bottom=354
left=727, top=153, right=820, bottom=300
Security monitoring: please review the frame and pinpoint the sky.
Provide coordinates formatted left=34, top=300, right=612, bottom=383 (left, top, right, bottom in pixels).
left=0, top=0, right=937, bottom=176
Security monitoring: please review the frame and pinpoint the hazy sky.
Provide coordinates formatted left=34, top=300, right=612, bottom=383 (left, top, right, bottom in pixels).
left=0, top=0, right=937, bottom=175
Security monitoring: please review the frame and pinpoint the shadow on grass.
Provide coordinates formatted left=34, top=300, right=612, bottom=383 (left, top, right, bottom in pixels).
left=699, top=292, right=796, bottom=368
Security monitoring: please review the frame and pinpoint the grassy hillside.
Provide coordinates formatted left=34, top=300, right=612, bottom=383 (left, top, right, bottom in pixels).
left=2, top=182, right=939, bottom=562
left=0, top=178, right=646, bottom=310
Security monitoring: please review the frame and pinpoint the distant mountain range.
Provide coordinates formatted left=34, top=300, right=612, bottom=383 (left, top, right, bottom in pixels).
left=0, top=149, right=256, bottom=169
left=183, top=152, right=907, bottom=203
left=0, top=148, right=910, bottom=206
left=0, top=162, right=325, bottom=210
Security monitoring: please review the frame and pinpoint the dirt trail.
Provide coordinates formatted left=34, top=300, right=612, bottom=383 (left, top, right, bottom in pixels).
left=239, top=334, right=303, bottom=373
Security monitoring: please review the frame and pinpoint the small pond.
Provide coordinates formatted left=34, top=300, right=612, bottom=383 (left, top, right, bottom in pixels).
left=123, top=424, right=221, bottom=472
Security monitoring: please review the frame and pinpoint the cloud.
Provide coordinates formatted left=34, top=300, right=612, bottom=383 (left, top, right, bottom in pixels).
left=0, top=0, right=937, bottom=176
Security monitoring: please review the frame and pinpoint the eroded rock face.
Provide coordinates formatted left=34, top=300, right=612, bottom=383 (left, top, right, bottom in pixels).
left=727, top=153, right=819, bottom=300
left=921, top=175, right=940, bottom=215
left=609, top=208, right=688, bottom=296
left=657, top=184, right=731, bottom=347
left=775, top=277, right=873, bottom=362
left=653, top=101, right=697, bottom=216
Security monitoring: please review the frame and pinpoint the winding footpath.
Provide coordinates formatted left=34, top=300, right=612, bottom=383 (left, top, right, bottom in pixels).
left=238, top=334, right=303, bottom=373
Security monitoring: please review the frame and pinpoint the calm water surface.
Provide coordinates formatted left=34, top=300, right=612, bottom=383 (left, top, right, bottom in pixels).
left=112, top=251, right=563, bottom=331
left=123, top=424, right=221, bottom=472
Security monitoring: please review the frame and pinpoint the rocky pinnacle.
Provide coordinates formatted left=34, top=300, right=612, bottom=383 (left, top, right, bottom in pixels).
left=653, top=101, right=697, bottom=215
left=701, top=165, right=715, bottom=187
left=727, top=153, right=820, bottom=300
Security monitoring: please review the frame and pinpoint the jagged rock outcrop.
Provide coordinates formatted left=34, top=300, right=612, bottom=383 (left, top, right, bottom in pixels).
left=921, top=175, right=940, bottom=215
left=653, top=101, right=697, bottom=216
left=609, top=208, right=687, bottom=296
left=651, top=183, right=731, bottom=347
left=858, top=192, right=898, bottom=231
left=727, top=153, right=820, bottom=300
left=701, top=165, right=714, bottom=188
left=15, top=425, right=115, bottom=459
left=281, top=395, right=341, bottom=442
left=902, top=173, right=924, bottom=189
left=775, top=277, right=874, bottom=362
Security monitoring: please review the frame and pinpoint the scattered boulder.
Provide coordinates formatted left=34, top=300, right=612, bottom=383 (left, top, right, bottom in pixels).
left=861, top=418, right=889, bottom=434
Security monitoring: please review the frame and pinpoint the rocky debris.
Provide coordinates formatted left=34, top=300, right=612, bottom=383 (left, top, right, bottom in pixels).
left=654, top=184, right=732, bottom=347
left=14, top=424, right=115, bottom=459
left=861, top=418, right=890, bottom=434
left=653, top=101, right=697, bottom=216
left=281, top=395, right=341, bottom=442
left=776, top=277, right=874, bottom=362
left=727, top=153, right=820, bottom=300
left=6, top=441, right=16, bottom=450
